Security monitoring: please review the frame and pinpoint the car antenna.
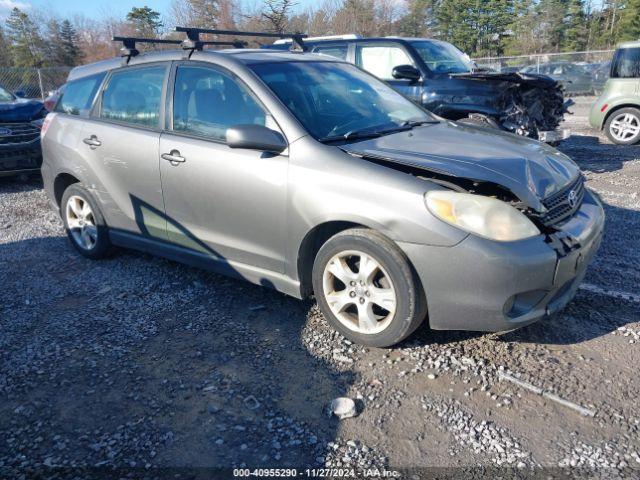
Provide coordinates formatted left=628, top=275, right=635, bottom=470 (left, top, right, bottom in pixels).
left=175, top=27, right=308, bottom=56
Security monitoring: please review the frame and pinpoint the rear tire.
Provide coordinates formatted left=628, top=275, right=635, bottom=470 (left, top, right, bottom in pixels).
left=61, top=184, right=111, bottom=260
left=312, top=228, right=427, bottom=347
left=604, top=107, right=640, bottom=145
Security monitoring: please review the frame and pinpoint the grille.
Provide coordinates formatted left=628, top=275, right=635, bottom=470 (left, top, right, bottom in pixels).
left=0, top=122, right=40, bottom=146
left=541, top=175, right=585, bottom=226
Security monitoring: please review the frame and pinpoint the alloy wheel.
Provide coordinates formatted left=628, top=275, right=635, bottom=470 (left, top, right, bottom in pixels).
left=609, top=112, right=640, bottom=142
left=65, top=195, right=98, bottom=250
left=322, top=250, right=397, bottom=334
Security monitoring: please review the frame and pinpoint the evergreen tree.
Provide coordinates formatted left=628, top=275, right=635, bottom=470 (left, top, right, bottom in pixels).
left=0, top=26, right=12, bottom=67
left=398, top=0, right=434, bottom=37
left=126, top=6, right=163, bottom=37
left=618, top=0, right=640, bottom=41
left=59, top=20, right=83, bottom=66
left=5, top=7, right=44, bottom=67
left=564, top=0, right=587, bottom=51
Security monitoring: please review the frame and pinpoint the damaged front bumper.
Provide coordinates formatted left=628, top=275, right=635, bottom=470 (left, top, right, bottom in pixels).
left=397, top=189, right=604, bottom=332
left=538, top=128, right=571, bottom=143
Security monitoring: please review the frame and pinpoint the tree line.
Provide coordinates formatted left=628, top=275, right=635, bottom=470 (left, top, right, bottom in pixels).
left=0, top=0, right=638, bottom=68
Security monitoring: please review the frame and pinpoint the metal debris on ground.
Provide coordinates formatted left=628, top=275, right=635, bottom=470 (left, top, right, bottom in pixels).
left=499, top=372, right=596, bottom=417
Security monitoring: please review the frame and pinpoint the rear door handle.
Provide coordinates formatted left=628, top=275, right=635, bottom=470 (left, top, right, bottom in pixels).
left=161, top=150, right=185, bottom=164
left=83, top=135, right=101, bottom=148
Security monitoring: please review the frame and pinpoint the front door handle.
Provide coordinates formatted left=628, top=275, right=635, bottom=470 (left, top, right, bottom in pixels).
left=83, top=135, right=101, bottom=148
left=161, top=150, right=185, bottom=164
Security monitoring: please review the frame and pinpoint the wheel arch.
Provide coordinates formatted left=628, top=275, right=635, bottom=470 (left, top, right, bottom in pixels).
left=297, top=220, right=366, bottom=298
left=53, top=172, right=81, bottom=208
left=602, top=103, right=640, bottom=130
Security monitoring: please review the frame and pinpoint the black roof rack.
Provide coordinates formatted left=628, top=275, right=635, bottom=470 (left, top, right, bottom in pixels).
left=113, top=36, right=183, bottom=63
left=175, top=27, right=308, bottom=52
left=113, top=28, right=307, bottom=63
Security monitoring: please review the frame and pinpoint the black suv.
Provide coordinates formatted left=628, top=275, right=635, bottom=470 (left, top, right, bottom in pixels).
left=265, top=36, right=569, bottom=142
left=0, top=83, right=46, bottom=178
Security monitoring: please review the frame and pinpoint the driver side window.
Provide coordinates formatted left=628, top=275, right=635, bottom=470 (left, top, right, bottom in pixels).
left=356, top=45, right=414, bottom=81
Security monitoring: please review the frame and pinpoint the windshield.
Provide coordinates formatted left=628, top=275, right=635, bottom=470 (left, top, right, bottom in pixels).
left=250, top=61, right=436, bottom=140
left=411, top=41, right=473, bottom=74
left=0, top=85, right=14, bottom=102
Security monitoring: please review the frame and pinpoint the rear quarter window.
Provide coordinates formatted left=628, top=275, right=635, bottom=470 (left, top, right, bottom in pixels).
left=55, top=72, right=106, bottom=116
left=611, top=47, right=640, bottom=78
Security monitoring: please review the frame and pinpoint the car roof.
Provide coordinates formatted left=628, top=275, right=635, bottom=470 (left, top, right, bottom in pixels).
left=67, top=48, right=343, bottom=82
left=618, top=40, right=640, bottom=49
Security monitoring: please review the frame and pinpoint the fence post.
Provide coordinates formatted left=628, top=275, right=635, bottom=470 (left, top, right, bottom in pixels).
left=37, top=68, right=45, bottom=100
left=536, top=55, right=540, bottom=73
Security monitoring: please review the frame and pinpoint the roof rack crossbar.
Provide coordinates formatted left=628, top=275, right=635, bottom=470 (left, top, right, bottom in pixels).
left=175, top=27, right=308, bottom=52
left=112, top=36, right=184, bottom=63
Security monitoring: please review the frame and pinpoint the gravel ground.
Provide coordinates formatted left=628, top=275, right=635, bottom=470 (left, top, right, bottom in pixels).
left=1, top=98, right=639, bottom=479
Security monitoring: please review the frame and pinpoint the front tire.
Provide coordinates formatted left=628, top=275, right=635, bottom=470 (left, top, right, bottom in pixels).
left=312, top=228, right=427, bottom=347
left=61, top=184, right=111, bottom=259
left=604, top=107, right=640, bottom=145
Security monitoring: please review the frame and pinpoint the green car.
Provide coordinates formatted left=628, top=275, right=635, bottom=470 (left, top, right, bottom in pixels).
left=589, top=40, right=640, bottom=145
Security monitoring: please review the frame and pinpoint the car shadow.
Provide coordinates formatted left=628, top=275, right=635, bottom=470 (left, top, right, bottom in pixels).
left=0, top=192, right=357, bottom=473
left=558, top=133, right=640, bottom=174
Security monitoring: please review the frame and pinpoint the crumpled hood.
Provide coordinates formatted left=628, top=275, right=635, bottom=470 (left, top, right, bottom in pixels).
left=0, top=98, right=45, bottom=122
left=341, top=121, right=580, bottom=212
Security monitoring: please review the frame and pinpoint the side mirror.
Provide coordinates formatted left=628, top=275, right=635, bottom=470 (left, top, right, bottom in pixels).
left=14, top=90, right=26, bottom=98
left=226, top=124, right=287, bottom=154
left=392, top=64, right=421, bottom=82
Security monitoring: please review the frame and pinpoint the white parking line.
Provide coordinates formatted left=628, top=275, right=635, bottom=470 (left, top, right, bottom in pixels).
left=579, top=283, right=640, bottom=304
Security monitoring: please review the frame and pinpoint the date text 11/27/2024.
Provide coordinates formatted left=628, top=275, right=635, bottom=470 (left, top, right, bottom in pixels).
left=233, top=468, right=401, bottom=478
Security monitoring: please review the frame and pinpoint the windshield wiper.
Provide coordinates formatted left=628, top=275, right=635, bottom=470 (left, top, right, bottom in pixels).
left=319, top=122, right=434, bottom=144
left=319, top=130, right=381, bottom=144
left=401, top=119, right=439, bottom=127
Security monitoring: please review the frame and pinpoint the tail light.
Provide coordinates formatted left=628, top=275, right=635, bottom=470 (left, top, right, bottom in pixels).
left=40, top=113, right=55, bottom=139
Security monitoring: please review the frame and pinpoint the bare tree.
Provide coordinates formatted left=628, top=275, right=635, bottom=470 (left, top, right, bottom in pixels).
left=262, top=0, right=297, bottom=33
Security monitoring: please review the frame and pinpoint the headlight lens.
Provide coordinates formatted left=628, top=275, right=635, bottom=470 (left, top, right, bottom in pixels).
left=425, top=190, right=540, bottom=241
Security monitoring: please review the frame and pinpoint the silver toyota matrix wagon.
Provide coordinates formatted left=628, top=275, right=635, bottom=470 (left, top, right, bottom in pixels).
left=41, top=29, right=604, bottom=347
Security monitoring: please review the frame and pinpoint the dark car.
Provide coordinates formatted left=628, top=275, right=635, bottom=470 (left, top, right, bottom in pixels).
left=0, top=84, right=46, bottom=178
left=265, top=36, right=569, bottom=143
left=520, top=62, right=593, bottom=95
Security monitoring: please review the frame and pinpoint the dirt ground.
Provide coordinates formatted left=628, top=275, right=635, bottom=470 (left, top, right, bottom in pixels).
left=1, top=97, right=639, bottom=479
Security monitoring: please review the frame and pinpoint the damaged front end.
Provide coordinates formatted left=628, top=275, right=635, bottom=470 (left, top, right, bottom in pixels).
left=424, top=71, right=573, bottom=143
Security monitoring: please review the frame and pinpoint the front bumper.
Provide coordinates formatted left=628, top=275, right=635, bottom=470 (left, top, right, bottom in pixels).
left=538, top=128, right=570, bottom=143
left=399, top=189, right=605, bottom=332
left=0, top=138, right=42, bottom=177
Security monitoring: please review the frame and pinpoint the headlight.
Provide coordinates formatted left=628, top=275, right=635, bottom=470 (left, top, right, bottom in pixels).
left=425, top=190, right=540, bottom=241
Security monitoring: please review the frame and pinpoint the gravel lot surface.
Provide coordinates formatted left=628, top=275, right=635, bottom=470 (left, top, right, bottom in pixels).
left=1, top=98, right=639, bottom=479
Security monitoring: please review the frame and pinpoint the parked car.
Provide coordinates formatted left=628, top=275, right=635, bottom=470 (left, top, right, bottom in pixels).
left=520, top=62, right=593, bottom=95
left=265, top=36, right=570, bottom=143
left=590, top=41, right=640, bottom=145
left=0, top=83, right=46, bottom=178
left=41, top=33, right=604, bottom=347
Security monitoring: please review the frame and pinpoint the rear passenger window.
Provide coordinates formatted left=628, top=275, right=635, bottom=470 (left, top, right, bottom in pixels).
left=356, top=45, right=414, bottom=80
left=100, top=66, right=166, bottom=128
left=55, top=72, right=105, bottom=116
left=313, top=45, right=348, bottom=60
left=172, top=65, right=266, bottom=141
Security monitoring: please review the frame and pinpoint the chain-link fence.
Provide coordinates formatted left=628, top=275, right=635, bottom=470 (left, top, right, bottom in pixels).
left=472, top=50, right=615, bottom=96
left=0, top=67, right=72, bottom=100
